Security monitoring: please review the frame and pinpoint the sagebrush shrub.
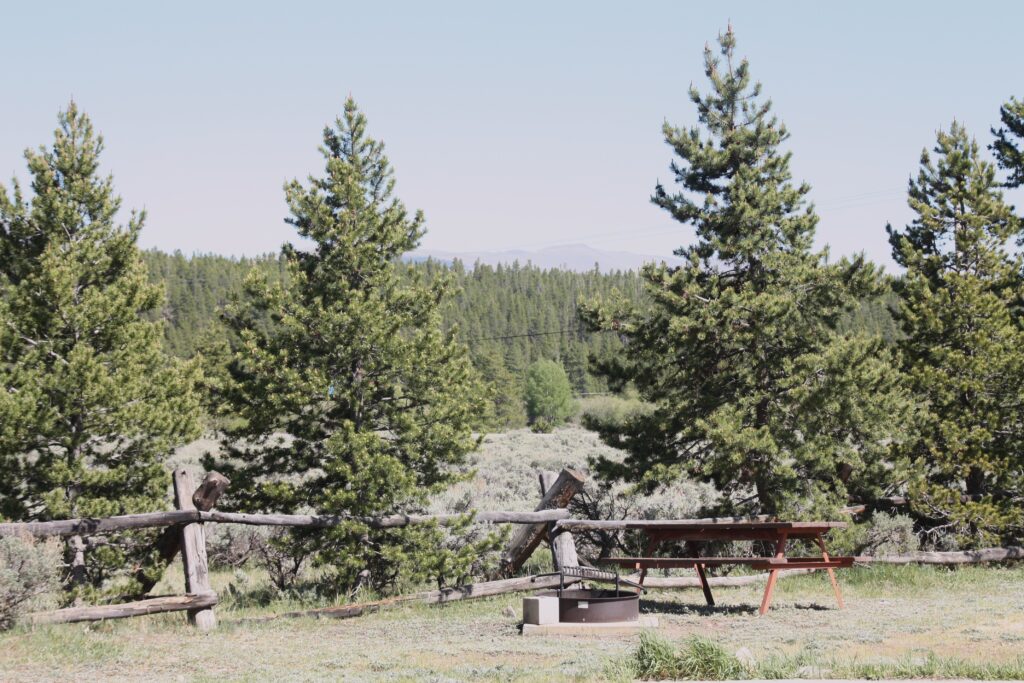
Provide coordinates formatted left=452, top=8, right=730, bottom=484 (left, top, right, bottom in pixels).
left=829, top=512, right=919, bottom=556
left=0, top=534, right=60, bottom=629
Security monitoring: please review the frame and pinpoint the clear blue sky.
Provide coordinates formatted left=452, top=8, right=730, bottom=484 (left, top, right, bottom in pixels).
left=2, top=1, right=1021, bottom=270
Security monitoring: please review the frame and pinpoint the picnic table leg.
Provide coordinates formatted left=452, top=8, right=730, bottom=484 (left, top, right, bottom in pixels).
left=637, top=534, right=660, bottom=587
left=695, top=563, right=715, bottom=606
left=686, top=541, right=715, bottom=607
left=815, top=534, right=845, bottom=609
left=758, top=531, right=788, bottom=616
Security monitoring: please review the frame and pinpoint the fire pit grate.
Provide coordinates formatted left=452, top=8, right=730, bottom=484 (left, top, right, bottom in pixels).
left=533, top=565, right=644, bottom=623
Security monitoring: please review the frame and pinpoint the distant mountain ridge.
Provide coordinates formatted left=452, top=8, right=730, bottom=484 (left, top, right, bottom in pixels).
left=407, top=243, right=684, bottom=272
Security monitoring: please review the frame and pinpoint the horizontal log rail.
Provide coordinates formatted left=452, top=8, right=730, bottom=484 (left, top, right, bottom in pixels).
left=27, top=592, right=218, bottom=625
left=250, top=573, right=582, bottom=622
left=0, top=507, right=571, bottom=538
left=856, top=546, right=1024, bottom=565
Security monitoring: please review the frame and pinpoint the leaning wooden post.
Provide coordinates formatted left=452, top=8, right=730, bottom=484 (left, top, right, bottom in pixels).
left=539, top=471, right=579, bottom=571
left=499, top=468, right=584, bottom=576
left=173, top=469, right=217, bottom=630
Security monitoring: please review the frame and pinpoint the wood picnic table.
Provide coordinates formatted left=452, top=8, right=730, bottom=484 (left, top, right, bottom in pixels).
left=596, top=520, right=853, bottom=615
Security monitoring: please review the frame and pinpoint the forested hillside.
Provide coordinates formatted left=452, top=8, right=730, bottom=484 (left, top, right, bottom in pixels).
left=142, top=248, right=899, bottom=420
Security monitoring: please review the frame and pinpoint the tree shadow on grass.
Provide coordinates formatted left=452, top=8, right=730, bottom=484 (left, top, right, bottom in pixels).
left=790, top=602, right=833, bottom=611
left=639, top=598, right=757, bottom=617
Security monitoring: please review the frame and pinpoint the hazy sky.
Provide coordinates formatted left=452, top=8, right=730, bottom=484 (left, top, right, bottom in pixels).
left=2, top=1, right=1021, bottom=270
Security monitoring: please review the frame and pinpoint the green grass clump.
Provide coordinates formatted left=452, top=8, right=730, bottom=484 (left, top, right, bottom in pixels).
left=632, top=633, right=747, bottom=680
left=623, top=634, right=1024, bottom=681
left=837, top=654, right=1024, bottom=680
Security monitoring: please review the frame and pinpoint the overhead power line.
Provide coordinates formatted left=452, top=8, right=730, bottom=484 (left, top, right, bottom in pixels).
left=464, top=326, right=618, bottom=343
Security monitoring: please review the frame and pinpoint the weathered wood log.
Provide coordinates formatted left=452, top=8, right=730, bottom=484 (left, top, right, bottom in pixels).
left=135, top=470, right=232, bottom=596
left=0, top=507, right=570, bottom=538
left=201, top=508, right=571, bottom=529
left=0, top=511, right=200, bottom=538
left=252, top=573, right=580, bottom=622
left=539, top=471, right=578, bottom=570
left=856, top=546, right=1024, bottom=565
left=174, top=470, right=216, bottom=630
left=500, top=468, right=585, bottom=576
left=27, top=593, right=218, bottom=625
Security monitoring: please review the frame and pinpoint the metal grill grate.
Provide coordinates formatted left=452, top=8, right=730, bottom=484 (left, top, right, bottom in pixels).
left=534, top=565, right=645, bottom=595
left=559, top=565, right=619, bottom=582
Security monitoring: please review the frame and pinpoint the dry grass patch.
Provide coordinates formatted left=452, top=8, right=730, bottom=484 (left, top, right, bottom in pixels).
left=2, top=565, right=1022, bottom=681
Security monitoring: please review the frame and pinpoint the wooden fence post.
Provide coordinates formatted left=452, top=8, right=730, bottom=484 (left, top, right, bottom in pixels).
left=173, top=469, right=216, bottom=630
left=499, top=468, right=584, bottom=576
left=134, top=471, right=230, bottom=596
left=539, top=471, right=579, bottom=571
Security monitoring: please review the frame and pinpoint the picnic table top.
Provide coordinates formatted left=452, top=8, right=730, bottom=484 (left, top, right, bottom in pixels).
left=554, top=518, right=847, bottom=533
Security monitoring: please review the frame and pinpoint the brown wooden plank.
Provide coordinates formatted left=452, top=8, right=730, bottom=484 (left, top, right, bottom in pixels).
left=555, top=519, right=847, bottom=532
left=751, top=559, right=854, bottom=570
left=758, top=530, right=789, bottom=616
left=602, top=556, right=774, bottom=568
left=640, top=529, right=789, bottom=542
left=816, top=534, right=846, bottom=609
left=694, top=562, right=715, bottom=605
left=757, top=556, right=855, bottom=567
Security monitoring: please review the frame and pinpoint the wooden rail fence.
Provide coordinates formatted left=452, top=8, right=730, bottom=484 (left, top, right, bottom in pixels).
left=5, top=468, right=1023, bottom=630
left=1, top=467, right=586, bottom=630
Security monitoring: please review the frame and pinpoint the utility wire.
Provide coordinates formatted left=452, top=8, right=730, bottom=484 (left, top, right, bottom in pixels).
left=463, top=326, right=618, bottom=343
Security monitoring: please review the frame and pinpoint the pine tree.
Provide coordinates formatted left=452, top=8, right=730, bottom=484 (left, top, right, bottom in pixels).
left=991, top=97, right=1024, bottom=188
left=581, top=28, right=910, bottom=517
left=473, top=343, right=527, bottom=429
left=208, top=98, right=496, bottom=595
left=0, top=103, right=202, bottom=593
left=888, top=122, right=1024, bottom=547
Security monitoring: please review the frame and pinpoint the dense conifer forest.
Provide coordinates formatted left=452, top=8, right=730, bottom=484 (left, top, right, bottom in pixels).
left=142, top=249, right=900, bottom=406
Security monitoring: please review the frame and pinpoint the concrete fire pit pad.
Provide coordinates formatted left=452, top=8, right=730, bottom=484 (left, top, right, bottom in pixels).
left=521, top=616, right=658, bottom=636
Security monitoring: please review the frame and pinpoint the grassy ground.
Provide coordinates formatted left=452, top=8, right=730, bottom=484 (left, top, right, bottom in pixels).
left=3, top=564, right=1023, bottom=681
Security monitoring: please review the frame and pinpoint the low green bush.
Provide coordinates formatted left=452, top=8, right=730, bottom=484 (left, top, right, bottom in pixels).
left=577, top=392, right=652, bottom=430
left=0, top=534, right=60, bottom=630
left=632, top=633, right=748, bottom=680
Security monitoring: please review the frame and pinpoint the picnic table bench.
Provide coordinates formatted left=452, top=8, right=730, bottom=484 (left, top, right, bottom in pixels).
left=595, top=520, right=853, bottom=615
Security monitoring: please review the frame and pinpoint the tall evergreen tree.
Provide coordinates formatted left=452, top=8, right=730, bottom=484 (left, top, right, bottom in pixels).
left=0, top=103, right=202, bottom=592
left=582, top=28, right=910, bottom=516
left=209, top=98, right=495, bottom=595
left=473, top=342, right=528, bottom=429
left=991, top=97, right=1024, bottom=188
left=888, top=122, right=1024, bottom=547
